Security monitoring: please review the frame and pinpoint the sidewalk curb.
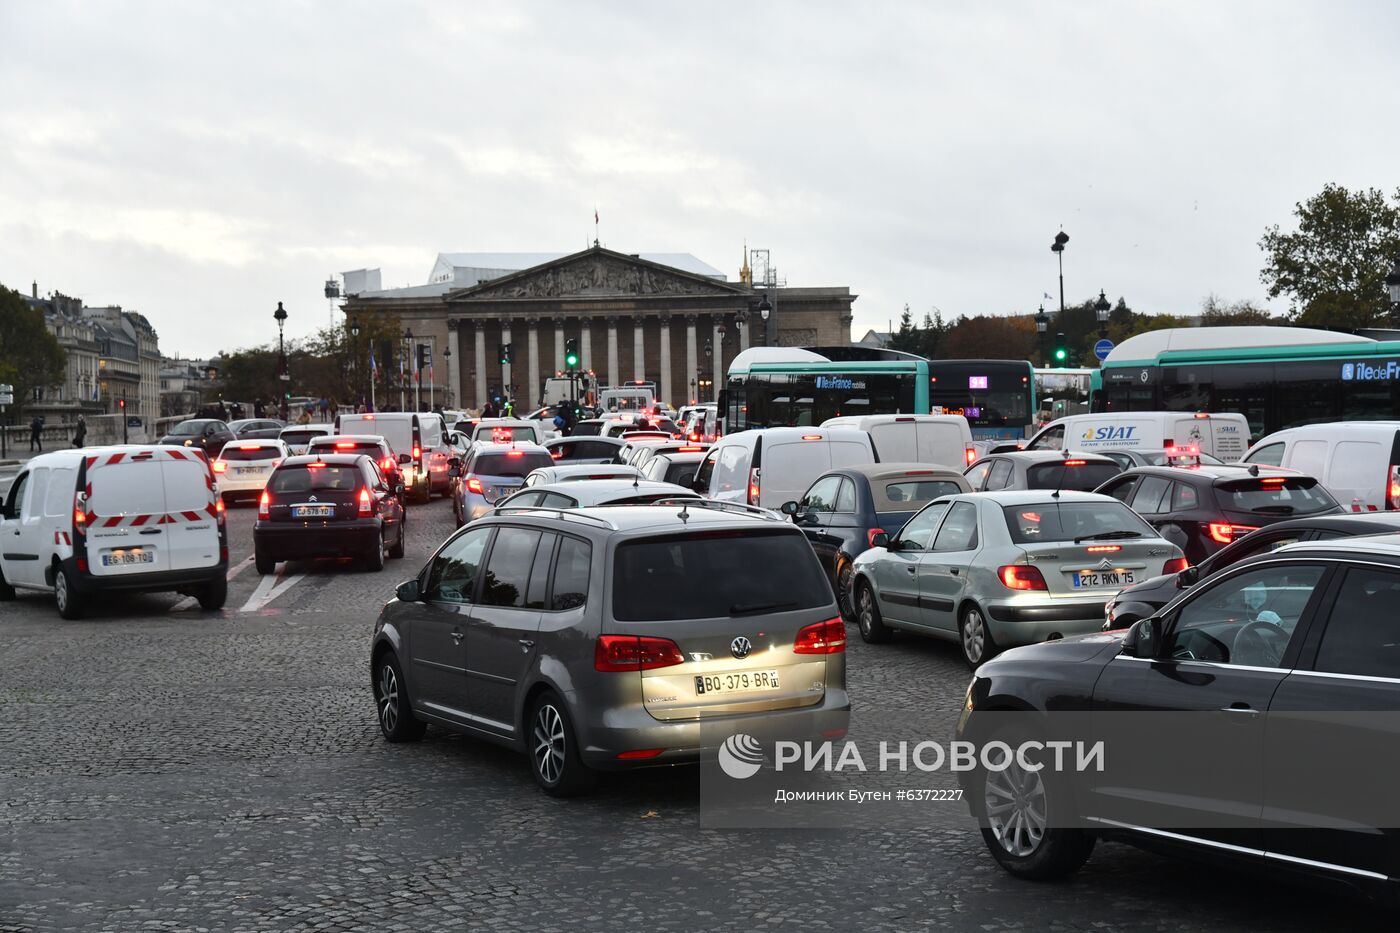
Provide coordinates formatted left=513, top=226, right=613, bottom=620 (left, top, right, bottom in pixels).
left=0, top=459, right=19, bottom=467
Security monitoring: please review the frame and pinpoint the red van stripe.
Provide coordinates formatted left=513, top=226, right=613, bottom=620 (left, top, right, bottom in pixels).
left=159, top=514, right=176, bottom=524
left=85, top=456, right=98, bottom=470
left=182, top=511, right=201, bottom=522
left=106, top=453, right=125, bottom=465
left=130, top=514, right=149, bottom=527
left=167, top=448, right=187, bottom=460
left=103, top=516, right=123, bottom=528
left=205, top=503, right=218, bottom=518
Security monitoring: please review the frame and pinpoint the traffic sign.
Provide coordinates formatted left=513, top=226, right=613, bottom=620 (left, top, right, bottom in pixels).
left=1094, top=339, right=1115, bottom=362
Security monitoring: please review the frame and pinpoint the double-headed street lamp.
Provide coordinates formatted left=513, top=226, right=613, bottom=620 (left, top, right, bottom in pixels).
left=1050, top=230, right=1069, bottom=322
left=757, top=294, right=773, bottom=347
left=274, top=301, right=289, bottom=381
left=1034, top=304, right=1049, bottom=363
left=1094, top=289, right=1111, bottom=339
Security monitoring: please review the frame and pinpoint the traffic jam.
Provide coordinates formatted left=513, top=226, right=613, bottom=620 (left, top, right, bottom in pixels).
left=5, top=345, right=1400, bottom=905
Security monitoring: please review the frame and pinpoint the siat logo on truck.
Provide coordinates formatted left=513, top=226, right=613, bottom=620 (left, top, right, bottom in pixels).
left=1082, top=426, right=1138, bottom=441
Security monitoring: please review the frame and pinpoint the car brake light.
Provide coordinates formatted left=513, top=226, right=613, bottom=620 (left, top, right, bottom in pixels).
left=335, top=442, right=356, bottom=449
left=73, top=492, right=87, bottom=536
left=677, top=446, right=704, bottom=452
left=258, top=491, right=270, bottom=518
left=307, top=461, right=327, bottom=469
left=1163, top=557, right=1190, bottom=574
left=1164, top=438, right=1174, bottom=448
left=358, top=487, right=373, bottom=516
left=1206, top=522, right=1257, bottom=544
left=1194, top=412, right=1210, bottom=419
left=550, top=450, right=563, bottom=459
left=1063, top=459, right=1086, bottom=466
left=212, top=460, right=228, bottom=473
left=594, top=635, right=686, bottom=671
left=689, top=433, right=700, bottom=442
left=747, top=467, right=760, bottom=505
left=239, top=443, right=261, bottom=450
left=380, top=457, right=394, bottom=471
left=1085, top=545, right=1120, bottom=553
left=965, top=446, right=977, bottom=465
left=998, top=565, right=1048, bottom=591
left=801, top=434, right=823, bottom=441
left=467, top=478, right=484, bottom=494
left=1258, top=477, right=1287, bottom=485
left=616, top=748, right=666, bottom=760
left=507, top=450, right=524, bottom=457
left=867, top=527, right=885, bottom=548
left=1388, top=465, right=1400, bottom=509
left=793, top=618, right=846, bottom=654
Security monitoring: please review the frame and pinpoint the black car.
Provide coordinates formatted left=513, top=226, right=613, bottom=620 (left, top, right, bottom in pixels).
left=781, top=463, right=971, bottom=620
left=253, top=454, right=406, bottom=574
left=228, top=418, right=287, bottom=440
left=543, top=435, right=626, bottom=464
left=1104, top=511, right=1400, bottom=629
left=1094, top=465, right=1342, bottom=565
left=307, top=434, right=409, bottom=505
left=958, top=536, right=1400, bottom=897
left=159, top=418, right=236, bottom=459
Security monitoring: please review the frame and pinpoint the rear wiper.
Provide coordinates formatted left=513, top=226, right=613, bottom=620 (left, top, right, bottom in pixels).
left=1251, top=505, right=1294, bottom=514
left=729, top=601, right=797, bottom=616
left=1073, top=531, right=1143, bottom=543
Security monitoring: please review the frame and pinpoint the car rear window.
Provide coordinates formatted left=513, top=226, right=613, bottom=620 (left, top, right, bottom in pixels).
left=612, top=530, right=831, bottom=621
left=1026, top=461, right=1120, bottom=491
left=572, top=422, right=603, bottom=436
left=269, top=465, right=362, bottom=493
left=1002, top=501, right=1155, bottom=544
left=477, top=425, right=536, bottom=443
left=220, top=446, right=282, bottom=461
left=281, top=430, right=326, bottom=445
left=172, top=420, right=213, bottom=435
left=312, top=441, right=381, bottom=456
left=1217, top=478, right=1337, bottom=516
left=664, top=463, right=700, bottom=487
left=473, top=452, right=554, bottom=478
left=881, top=479, right=963, bottom=509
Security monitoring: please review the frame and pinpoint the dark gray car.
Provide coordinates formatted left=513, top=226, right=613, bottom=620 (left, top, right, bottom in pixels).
left=370, top=502, right=851, bottom=796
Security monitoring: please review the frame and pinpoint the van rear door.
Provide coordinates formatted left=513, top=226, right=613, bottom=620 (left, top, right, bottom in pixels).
left=84, top=451, right=173, bottom=577
left=162, top=453, right=220, bottom=571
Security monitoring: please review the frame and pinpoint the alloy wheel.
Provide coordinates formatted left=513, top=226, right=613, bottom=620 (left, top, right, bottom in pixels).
left=377, top=663, right=399, bottom=733
left=55, top=573, right=69, bottom=613
left=962, top=608, right=986, bottom=664
left=858, top=588, right=874, bottom=637
left=533, top=703, right=566, bottom=784
left=983, top=756, right=1048, bottom=858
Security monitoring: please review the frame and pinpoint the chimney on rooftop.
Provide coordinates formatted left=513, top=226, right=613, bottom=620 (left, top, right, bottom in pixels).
left=32, top=281, right=38, bottom=299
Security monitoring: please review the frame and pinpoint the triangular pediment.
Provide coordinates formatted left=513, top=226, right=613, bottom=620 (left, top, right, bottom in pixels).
left=446, top=247, right=750, bottom=301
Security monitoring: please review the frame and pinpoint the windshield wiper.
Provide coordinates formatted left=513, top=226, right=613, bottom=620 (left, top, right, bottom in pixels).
left=1073, top=530, right=1143, bottom=543
left=729, top=601, right=797, bottom=617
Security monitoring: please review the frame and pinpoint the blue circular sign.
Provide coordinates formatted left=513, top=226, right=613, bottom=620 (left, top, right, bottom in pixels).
left=1094, top=339, right=1115, bottom=361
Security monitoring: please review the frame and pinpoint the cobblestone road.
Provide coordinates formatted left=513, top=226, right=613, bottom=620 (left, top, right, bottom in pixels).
left=1, top=498, right=1390, bottom=931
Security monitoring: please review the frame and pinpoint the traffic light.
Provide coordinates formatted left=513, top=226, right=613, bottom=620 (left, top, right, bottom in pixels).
left=118, top=397, right=126, bottom=410
left=499, top=343, right=512, bottom=364
left=564, top=338, right=579, bottom=371
left=1053, top=333, right=1068, bottom=365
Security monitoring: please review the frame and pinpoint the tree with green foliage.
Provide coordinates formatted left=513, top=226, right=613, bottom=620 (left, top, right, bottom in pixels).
left=887, top=304, right=920, bottom=353
left=1199, top=294, right=1278, bottom=327
left=0, top=285, right=67, bottom=418
left=1259, top=183, right=1400, bottom=329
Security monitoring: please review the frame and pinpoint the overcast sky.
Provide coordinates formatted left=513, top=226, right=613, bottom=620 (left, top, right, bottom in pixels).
left=3, top=0, right=1398, bottom=358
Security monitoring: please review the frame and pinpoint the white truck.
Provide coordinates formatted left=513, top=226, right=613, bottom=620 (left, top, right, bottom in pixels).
left=598, top=382, right=656, bottom=413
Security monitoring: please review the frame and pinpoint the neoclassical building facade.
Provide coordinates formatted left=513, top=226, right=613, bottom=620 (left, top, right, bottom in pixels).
left=340, top=246, right=856, bottom=410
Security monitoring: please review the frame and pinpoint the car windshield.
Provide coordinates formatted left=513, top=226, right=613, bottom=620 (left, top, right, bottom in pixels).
left=1002, top=501, right=1155, bottom=544
left=612, top=530, right=830, bottom=621
left=269, top=465, right=361, bottom=493
left=1218, top=478, right=1336, bottom=516
left=1026, top=461, right=1120, bottom=491
left=473, top=452, right=554, bottom=478
left=172, top=420, right=213, bottom=435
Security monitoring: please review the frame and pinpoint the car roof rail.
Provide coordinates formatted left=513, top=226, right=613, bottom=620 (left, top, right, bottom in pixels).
left=648, top=498, right=784, bottom=521
left=489, top=506, right=620, bottom=530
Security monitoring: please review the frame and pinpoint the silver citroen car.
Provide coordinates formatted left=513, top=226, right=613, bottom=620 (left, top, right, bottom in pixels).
left=850, top=490, right=1185, bottom=668
left=370, top=501, right=850, bottom=796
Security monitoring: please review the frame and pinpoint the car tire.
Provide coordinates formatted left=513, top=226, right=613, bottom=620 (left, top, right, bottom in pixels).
left=255, top=551, right=277, bottom=576
left=855, top=581, right=892, bottom=644
left=973, top=727, right=1095, bottom=880
left=0, top=564, right=15, bottom=601
left=373, top=652, right=426, bottom=742
left=960, top=603, right=997, bottom=669
left=54, top=566, right=84, bottom=620
left=528, top=690, right=597, bottom=798
left=388, top=522, right=406, bottom=559
left=365, top=530, right=386, bottom=572
left=197, top=576, right=228, bottom=611
left=835, top=559, right=856, bottom=621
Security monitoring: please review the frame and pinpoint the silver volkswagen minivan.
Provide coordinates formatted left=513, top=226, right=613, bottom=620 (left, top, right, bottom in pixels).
left=370, top=501, right=850, bottom=796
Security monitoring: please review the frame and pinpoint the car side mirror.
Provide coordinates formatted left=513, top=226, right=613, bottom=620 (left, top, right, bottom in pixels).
left=394, top=483, right=406, bottom=498
left=398, top=453, right=412, bottom=465
left=1123, top=616, right=1162, bottom=659
left=447, top=458, right=462, bottom=477
left=780, top=500, right=800, bottom=516
left=395, top=579, right=421, bottom=603
left=1177, top=565, right=1199, bottom=588
left=870, top=531, right=890, bottom=549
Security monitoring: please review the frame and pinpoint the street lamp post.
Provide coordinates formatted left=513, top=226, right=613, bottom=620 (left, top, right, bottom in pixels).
left=1034, top=303, right=1049, bottom=363
left=402, top=328, right=413, bottom=412
left=443, top=342, right=453, bottom=407
left=1050, top=231, right=1069, bottom=324
left=349, top=319, right=361, bottom=411
left=274, top=301, right=289, bottom=420
left=757, top=294, right=774, bottom=347
left=1094, top=289, right=1111, bottom=339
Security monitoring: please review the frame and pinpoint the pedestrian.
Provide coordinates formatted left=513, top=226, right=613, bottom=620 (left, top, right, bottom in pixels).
left=254, top=397, right=266, bottom=419
left=217, top=400, right=229, bottom=421
left=329, top=397, right=339, bottom=421
left=318, top=397, right=329, bottom=422
left=481, top=400, right=498, bottom=419
left=296, top=407, right=312, bottom=426
left=72, top=415, right=87, bottom=448
left=29, top=415, right=43, bottom=452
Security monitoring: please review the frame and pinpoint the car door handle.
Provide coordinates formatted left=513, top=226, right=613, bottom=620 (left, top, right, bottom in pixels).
left=450, top=629, right=464, bottom=644
left=949, top=567, right=959, bottom=575
left=139, top=528, right=162, bottom=535
left=518, top=638, right=535, bottom=652
left=906, top=566, right=917, bottom=574
left=1219, top=703, right=1258, bottom=717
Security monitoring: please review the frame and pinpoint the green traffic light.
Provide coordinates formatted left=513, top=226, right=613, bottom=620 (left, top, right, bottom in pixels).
left=565, top=353, right=579, bottom=368
left=1054, top=348, right=1067, bottom=361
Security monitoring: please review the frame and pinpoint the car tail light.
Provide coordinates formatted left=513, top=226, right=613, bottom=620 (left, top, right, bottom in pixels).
left=965, top=446, right=977, bottom=466
left=1206, top=522, right=1257, bottom=544
left=381, top=457, right=395, bottom=471
left=747, top=467, right=760, bottom=505
left=1163, top=557, right=1190, bottom=574
left=1085, top=545, right=1120, bottom=553
left=801, top=434, right=823, bottom=441
left=1258, top=477, right=1287, bottom=485
left=73, top=492, right=87, bottom=537
left=794, top=618, right=847, bottom=654
left=616, top=748, right=666, bottom=760
left=239, top=443, right=261, bottom=450
left=689, top=433, right=700, bottom=442
left=467, top=478, right=484, bottom=494
left=867, top=527, right=885, bottom=547
left=550, top=450, right=563, bottom=459
left=1388, top=465, right=1400, bottom=509
left=358, top=487, right=373, bottom=516
left=335, top=442, right=356, bottom=449
left=998, top=565, right=1048, bottom=591
left=506, top=450, right=524, bottom=458
left=1164, top=438, right=1175, bottom=448
left=594, top=635, right=686, bottom=671
left=212, top=460, right=227, bottom=473
left=258, top=491, right=270, bottom=518
left=677, top=446, right=704, bottom=452
left=1063, top=459, right=1086, bottom=466
left=270, top=459, right=282, bottom=468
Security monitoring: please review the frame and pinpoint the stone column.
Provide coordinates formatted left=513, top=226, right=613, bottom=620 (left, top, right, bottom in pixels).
left=685, top=314, right=698, bottom=405
left=581, top=318, right=593, bottom=380
left=606, top=315, right=619, bottom=389
left=500, top=321, right=512, bottom=404
left=633, top=317, right=645, bottom=382
left=527, top=317, right=541, bottom=410
left=446, top=319, right=462, bottom=409
left=473, top=321, right=487, bottom=410
left=712, top=317, right=725, bottom=403
left=659, top=313, right=673, bottom=406
left=554, top=318, right=565, bottom=373
left=737, top=309, right=751, bottom=352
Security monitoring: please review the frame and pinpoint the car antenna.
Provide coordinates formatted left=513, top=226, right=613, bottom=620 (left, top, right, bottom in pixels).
left=1052, top=448, right=1070, bottom=499
left=1248, top=464, right=1259, bottom=476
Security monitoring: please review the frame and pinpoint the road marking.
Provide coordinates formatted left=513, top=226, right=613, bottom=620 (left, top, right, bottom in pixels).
left=239, top=566, right=307, bottom=613
left=169, top=555, right=256, bottom=612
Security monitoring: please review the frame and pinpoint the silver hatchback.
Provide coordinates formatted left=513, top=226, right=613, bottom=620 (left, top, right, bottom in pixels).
left=850, top=490, right=1185, bottom=668
left=370, top=501, right=850, bottom=796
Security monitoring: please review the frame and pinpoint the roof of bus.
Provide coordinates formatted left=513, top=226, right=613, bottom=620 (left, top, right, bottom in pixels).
left=1103, top=326, right=1374, bottom=366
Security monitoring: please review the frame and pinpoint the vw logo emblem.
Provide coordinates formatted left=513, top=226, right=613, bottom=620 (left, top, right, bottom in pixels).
left=730, top=636, right=752, bottom=659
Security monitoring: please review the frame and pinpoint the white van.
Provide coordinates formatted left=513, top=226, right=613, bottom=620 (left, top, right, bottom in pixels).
left=693, top=427, right=877, bottom=509
left=1242, top=422, right=1400, bottom=512
left=599, top=383, right=655, bottom=413
left=336, top=412, right=451, bottom=501
left=1023, top=412, right=1251, bottom=462
left=472, top=418, right=550, bottom=446
left=0, top=445, right=228, bottom=619
left=821, top=414, right=974, bottom=470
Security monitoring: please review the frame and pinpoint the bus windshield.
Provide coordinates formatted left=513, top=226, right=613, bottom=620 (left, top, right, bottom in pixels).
left=927, top=361, right=1035, bottom=439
